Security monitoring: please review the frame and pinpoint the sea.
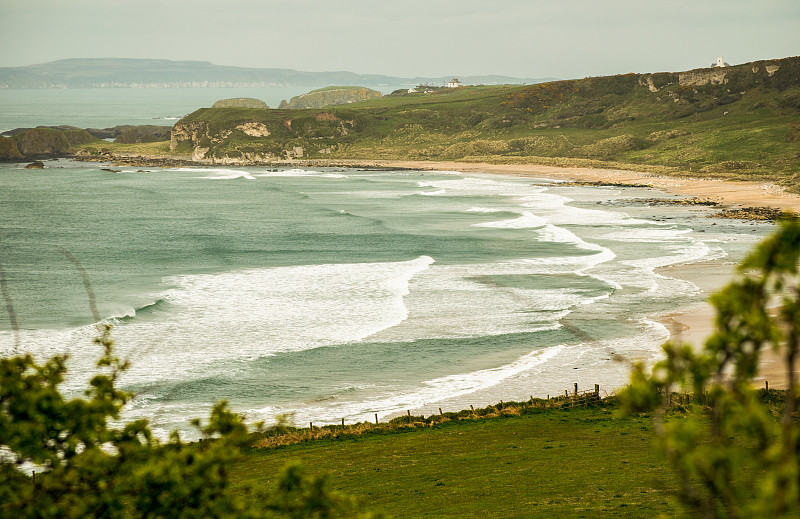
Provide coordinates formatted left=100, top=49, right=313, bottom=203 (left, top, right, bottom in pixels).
left=0, top=88, right=775, bottom=438
left=0, top=85, right=407, bottom=132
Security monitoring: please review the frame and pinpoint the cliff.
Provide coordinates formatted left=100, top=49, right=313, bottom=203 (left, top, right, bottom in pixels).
left=11, top=128, right=96, bottom=159
left=278, top=87, right=382, bottom=109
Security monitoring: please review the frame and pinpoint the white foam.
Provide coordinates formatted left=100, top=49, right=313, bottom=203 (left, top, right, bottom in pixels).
left=600, top=227, right=694, bottom=242
left=420, top=189, right=447, bottom=196
left=244, top=344, right=566, bottom=424
left=254, top=169, right=348, bottom=179
left=465, top=207, right=504, bottom=213
left=473, top=211, right=547, bottom=229
left=170, top=167, right=255, bottom=180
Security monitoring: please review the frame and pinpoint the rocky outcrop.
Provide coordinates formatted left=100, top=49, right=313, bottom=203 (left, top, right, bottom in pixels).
left=236, top=122, right=270, bottom=137
left=11, top=128, right=95, bottom=159
left=678, top=69, right=729, bottom=86
left=278, top=87, right=381, bottom=109
left=24, top=161, right=45, bottom=169
left=212, top=97, right=269, bottom=109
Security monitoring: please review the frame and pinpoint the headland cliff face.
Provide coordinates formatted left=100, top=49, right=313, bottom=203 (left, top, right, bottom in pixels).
left=169, top=109, right=356, bottom=162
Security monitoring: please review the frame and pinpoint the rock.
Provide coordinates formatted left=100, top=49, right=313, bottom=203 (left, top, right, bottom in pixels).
left=712, top=206, right=794, bottom=222
left=11, top=127, right=96, bottom=158
left=25, top=161, right=45, bottom=169
left=280, top=87, right=382, bottom=109
left=211, top=98, right=269, bottom=109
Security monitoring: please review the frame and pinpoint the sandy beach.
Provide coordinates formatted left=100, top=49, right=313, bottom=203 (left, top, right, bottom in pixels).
left=374, top=160, right=800, bottom=389
left=371, top=160, right=800, bottom=212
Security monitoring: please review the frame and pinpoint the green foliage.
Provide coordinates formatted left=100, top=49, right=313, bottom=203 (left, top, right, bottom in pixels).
left=622, top=219, right=800, bottom=518
left=0, top=325, right=380, bottom=518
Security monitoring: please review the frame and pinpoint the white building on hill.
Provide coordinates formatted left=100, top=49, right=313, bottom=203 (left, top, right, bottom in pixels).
left=711, top=56, right=730, bottom=68
left=447, top=78, right=462, bottom=88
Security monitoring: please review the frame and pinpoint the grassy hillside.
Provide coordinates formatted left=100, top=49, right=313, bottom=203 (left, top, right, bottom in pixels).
left=166, top=56, right=800, bottom=190
left=234, top=408, right=677, bottom=518
left=233, top=406, right=682, bottom=518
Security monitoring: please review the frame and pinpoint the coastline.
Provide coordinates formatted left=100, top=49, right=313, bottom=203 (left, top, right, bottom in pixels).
left=85, top=155, right=800, bottom=212
left=370, top=160, right=800, bottom=212
left=84, top=154, right=800, bottom=395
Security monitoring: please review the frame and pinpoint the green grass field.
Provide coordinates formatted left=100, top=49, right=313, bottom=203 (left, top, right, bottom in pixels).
left=232, top=408, right=684, bottom=518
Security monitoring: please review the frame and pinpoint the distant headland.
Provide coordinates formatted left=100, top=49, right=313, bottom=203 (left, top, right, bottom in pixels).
left=0, top=58, right=551, bottom=89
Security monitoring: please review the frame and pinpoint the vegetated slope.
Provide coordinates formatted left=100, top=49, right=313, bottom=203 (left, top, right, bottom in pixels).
left=278, top=86, right=382, bottom=109
left=168, top=56, right=800, bottom=188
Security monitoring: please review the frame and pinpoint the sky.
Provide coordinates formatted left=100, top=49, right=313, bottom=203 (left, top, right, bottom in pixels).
left=0, top=0, right=798, bottom=80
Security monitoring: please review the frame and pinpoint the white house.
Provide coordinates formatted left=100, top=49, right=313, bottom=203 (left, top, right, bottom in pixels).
left=711, top=56, right=730, bottom=68
left=447, top=78, right=462, bottom=88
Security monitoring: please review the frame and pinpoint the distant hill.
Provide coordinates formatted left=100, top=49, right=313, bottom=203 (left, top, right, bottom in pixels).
left=278, top=87, right=382, bottom=109
left=0, top=58, right=550, bottom=89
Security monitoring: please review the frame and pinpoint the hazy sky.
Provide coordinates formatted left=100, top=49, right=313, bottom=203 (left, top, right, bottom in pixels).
left=1, top=0, right=798, bottom=79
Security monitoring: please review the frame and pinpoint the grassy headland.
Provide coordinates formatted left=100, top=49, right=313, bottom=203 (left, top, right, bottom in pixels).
left=108, top=55, right=800, bottom=191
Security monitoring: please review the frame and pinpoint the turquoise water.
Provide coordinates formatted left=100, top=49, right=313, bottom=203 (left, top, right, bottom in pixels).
left=0, top=159, right=770, bottom=437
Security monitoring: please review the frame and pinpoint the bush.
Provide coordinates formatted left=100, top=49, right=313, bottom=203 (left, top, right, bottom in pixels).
left=0, top=324, right=382, bottom=518
left=623, top=220, right=800, bottom=518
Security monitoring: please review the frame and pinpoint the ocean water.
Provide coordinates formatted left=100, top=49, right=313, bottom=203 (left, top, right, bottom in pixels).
left=0, top=86, right=406, bottom=133
left=0, top=160, right=771, bottom=437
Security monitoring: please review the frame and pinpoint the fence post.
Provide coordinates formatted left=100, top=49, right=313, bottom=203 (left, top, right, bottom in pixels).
left=375, top=413, right=378, bottom=425
left=407, top=410, right=411, bottom=423
left=341, top=418, right=345, bottom=428
left=595, top=384, right=599, bottom=398
left=766, top=380, right=769, bottom=391
left=439, top=407, right=443, bottom=416
left=310, top=422, right=313, bottom=431
left=574, top=383, right=578, bottom=396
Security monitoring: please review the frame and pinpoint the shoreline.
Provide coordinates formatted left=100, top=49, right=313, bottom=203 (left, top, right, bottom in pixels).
left=370, top=160, right=800, bottom=212
left=73, top=155, right=800, bottom=212
left=74, top=155, right=800, bottom=393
